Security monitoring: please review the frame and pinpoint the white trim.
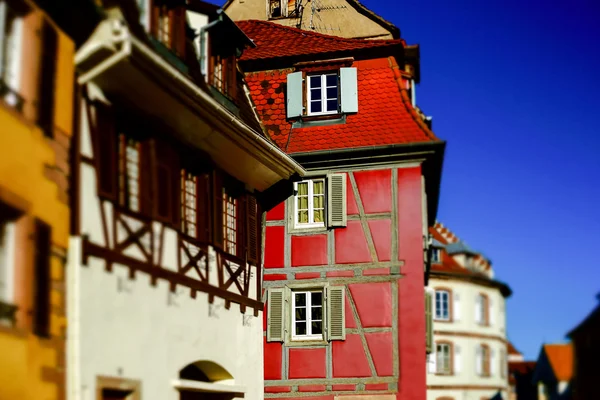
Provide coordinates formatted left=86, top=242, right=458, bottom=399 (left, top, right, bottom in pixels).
left=172, top=379, right=246, bottom=395
left=294, top=178, right=325, bottom=229
left=291, top=289, right=324, bottom=341
left=307, top=73, right=339, bottom=116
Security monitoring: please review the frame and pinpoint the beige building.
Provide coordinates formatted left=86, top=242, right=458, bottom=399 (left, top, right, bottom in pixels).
left=223, top=0, right=398, bottom=39
left=426, top=223, right=512, bottom=400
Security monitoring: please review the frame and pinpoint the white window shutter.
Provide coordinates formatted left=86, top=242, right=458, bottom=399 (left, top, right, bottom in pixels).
left=327, top=173, right=347, bottom=228
left=454, top=345, right=462, bottom=374
left=327, top=286, right=345, bottom=340
left=453, top=292, right=461, bottom=322
left=491, top=348, right=497, bottom=376
left=286, top=71, right=303, bottom=118
left=428, top=350, right=437, bottom=374
left=490, top=297, right=495, bottom=326
left=475, top=346, right=482, bottom=376
left=340, top=67, right=358, bottom=113
left=267, top=288, right=286, bottom=342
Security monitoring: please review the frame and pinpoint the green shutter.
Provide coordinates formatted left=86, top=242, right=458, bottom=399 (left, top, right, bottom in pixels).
left=286, top=71, right=303, bottom=119
left=327, top=173, right=347, bottom=228
left=327, top=286, right=345, bottom=341
left=267, top=288, right=285, bottom=342
left=426, top=291, right=433, bottom=353
left=340, top=67, right=358, bottom=113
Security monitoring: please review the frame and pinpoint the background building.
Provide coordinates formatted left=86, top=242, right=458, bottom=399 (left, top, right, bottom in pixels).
left=427, top=222, right=512, bottom=400
left=0, top=0, right=74, bottom=398
left=532, top=344, right=573, bottom=400
left=508, top=343, right=537, bottom=400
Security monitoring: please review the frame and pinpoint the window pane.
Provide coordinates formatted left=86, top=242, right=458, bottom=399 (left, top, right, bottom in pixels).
left=326, top=74, right=337, bottom=86
left=313, top=209, right=324, bottom=223
left=326, top=87, right=338, bottom=99
left=295, top=307, right=306, bottom=321
left=312, top=320, right=322, bottom=335
left=310, top=88, right=322, bottom=100
left=309, top=75, right=321, bottom=88
left=326, top=99, right=338, bottom=112
left=298, top=210, right=309, bottom=223
left=295, top=322, right=306, bottom=335
left=295, top=292, right=306, bottom=306
left=298, top=196, right=308, bottom=209
left=297, top=182, right=308, bottom=195
left=311, top=306, right=322, bottom=320
left=313, top=195, right=324, bottom=209
left=313, top=180, right=324, bottom=194
left=311, top=291, right=322, bottom=306
left=311, top=101, right=322, bottom=113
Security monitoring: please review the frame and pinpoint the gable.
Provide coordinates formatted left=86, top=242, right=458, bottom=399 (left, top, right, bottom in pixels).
left=224, top=0, right=398, bottom=40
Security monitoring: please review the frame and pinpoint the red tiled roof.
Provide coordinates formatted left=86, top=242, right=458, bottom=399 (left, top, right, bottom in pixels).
left=544, top=344, right=573, bottom=381
left=244, top=56, right=438, bottom=153
left=508, top=341, right=522, bottom=356
left=237, top=20, right=404, bottom=61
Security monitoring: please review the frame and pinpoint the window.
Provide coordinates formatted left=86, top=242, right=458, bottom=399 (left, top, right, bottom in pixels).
left=209, top=53, right=237, bottom=100
left=182, top=172, right=198, bottom=238
left=150, top=3, right=185, bottom=57
left=286, top=68, right=358, bottom=119
left=292, top=290, right=323, bottom=340
left=431, top=248, right=441, bottom=263
left=477, top=344, right=491, bottom=377
left=307, top=74, right=339, bottom=115
left=267, top=286, right=345, bottom=343
left=155, top=4, right=170, bottom=46
left=119, top=135, right=142, bottom=213
left=475, top=293, right=489, bottom=325
left=268, top=0, right=282, bottom=18
left=0, top=203, right=18, bottom=311
left=435, top=290, right=450, bottom=321
left=222, top=188, right=238, bottom=256
left=436, top=342, right=452, bottom=375
left=0, top=1, right=25, bottom=111
left=294, top=179, right=325, bottom=228
left=500, top=349, right=506, bottom=378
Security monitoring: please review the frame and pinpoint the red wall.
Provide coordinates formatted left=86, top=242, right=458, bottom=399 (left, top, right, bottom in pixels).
left=263, top=166, right=426, bottom=400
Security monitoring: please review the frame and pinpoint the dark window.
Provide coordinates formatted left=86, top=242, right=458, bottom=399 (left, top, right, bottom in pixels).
left=151, top=3, right=186, bottom=58
left=37, top=20, right=57, bottom=137
left=154, top=141, right=179, bottom=225
left=94, top=102, right=118, bottom=200
left=102, top=389, right=131, bottom=400
left=33, top=218, right=51, bottom=337
left=209, top=53, right=237, bottom=100
left=269, top=0, right=282, bottom=18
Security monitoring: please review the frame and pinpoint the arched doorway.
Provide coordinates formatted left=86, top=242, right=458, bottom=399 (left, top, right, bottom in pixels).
left=174, top=361, right=245, bottom=400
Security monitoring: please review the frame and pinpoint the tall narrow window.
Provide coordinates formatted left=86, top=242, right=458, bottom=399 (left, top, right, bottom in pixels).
left=480, top=344, right=491, bottom=377
left=33, top=218, right=51, bottom=337
left=0, top=1, right=25, bottom=111
left=476, top=293, right=489, bottom=325
left=223, top=189, right=237, bottom=255
left=37, top=20, right=57, bottom=136
left=209, top=53, right=237, bottom=99
left=436, top=342, right=452, bottom=374
left=295, top=179, right=325, bottom=228
left=119, top=135, right=141, bottom=213
left=268, top=0, right=282, bottom=18
left=307, top=74, right=339, bottom=115
left=181, top=171, right=197, bottom=238
left=156, top=5, right=170, bottom=46
left=292, top=290, right=323, bottom=340
left=431, top=248, right=441, bottom=263
left=435, top=289, right=450, bottom=321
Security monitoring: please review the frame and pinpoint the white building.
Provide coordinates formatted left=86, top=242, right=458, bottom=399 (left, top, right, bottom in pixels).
left=67, top=2, right=304, bottom=399
left=426, top=222, right=512, bottom=400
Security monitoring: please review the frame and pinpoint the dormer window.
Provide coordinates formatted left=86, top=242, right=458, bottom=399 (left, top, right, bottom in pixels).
left=150, top=2, right=186, bottom=58
left=209, top=52, right=237, bottom=100
left=307, top=73, right=339, bottom=115
left=431, top=248, right=441, bottom=264
left=287, top=67, right=358, bottom=120
left=268, top=0, right=282, bottom=18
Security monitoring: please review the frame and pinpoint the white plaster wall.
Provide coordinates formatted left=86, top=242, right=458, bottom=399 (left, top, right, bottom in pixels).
left=427, top=278, right=509, bottom=399
left=72, top=256, right=263, bottom=400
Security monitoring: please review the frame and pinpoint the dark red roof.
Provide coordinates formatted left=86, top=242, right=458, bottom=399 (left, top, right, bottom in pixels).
left=244, top=56, right=438, bottom=153
left=237, top=20, right=404, bottom=61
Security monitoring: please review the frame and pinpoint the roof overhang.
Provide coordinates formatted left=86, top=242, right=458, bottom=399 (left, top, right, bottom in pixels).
left=429, top=270, right=512, bottom=298
left=75, top=17, right=305, bottom=193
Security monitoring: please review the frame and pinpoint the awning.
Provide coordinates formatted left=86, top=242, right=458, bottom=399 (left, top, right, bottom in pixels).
left=75, top=15, right=305, bottom=192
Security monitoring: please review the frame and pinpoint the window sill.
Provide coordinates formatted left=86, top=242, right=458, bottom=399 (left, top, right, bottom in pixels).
left=434, top=318, right=452, bottom=323
left=287, top=224, right=328, bottom=235
left=286, top=338, right=328, bottom=347
left=292, top=114, right=347, bottom=129
left=435, top=372, right=454, bottom=376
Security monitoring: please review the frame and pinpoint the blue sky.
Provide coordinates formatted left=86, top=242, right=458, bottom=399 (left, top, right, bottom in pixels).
left=358, top=0, right=600, bottom=359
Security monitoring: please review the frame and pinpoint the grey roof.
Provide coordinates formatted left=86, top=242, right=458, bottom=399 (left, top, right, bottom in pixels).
left=431, top=239, right=446, bottom=248
left=445, top=241, right=479, bottom=256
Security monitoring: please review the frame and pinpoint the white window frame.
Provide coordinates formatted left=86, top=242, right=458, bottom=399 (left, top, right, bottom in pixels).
left=431, top=248, right=441, bottom=263
left=435, top=290, right=450, bottom=321
left=291, top=289, right=324, bottom=341
left=307, top=73, right=339, bottom=116
left=436, top=343, right=451, bottom=374
left=294, top=178, right=325, bottom=229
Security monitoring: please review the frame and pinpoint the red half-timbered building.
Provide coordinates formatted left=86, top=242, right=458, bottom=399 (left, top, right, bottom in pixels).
left=237, top=20, right=446, bottom=400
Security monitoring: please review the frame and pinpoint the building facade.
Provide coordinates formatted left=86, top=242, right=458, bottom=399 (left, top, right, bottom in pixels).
left=0, top=0, right=75, bottom=398
left=426, top=223, right=512, bottom=400
left=66, top=1, right=304, bottom=399
left=224, top=0, right=398, bottom=40
left=237, top=19, right=445, bottom=400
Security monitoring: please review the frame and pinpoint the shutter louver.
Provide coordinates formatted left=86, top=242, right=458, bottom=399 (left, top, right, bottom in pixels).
left=340, top=67, right=358, bottom=113
left=286, top=71, right=303, bottom=119
left=247, top=195, right=258, bottom=265
left=454, top=292, right=461, bottom=322
left=327, top=173, right=347, bottom=228
left=327, top=286, right=345, bottom=341
left=267, top=288, right=285, bottom=342
left=425, top=291, right=433, bottom=354
left=33, top=219, right=51, bottom=338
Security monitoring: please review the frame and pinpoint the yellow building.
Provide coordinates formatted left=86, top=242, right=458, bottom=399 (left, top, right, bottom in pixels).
left=0, top=0, right=75, bottom=399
